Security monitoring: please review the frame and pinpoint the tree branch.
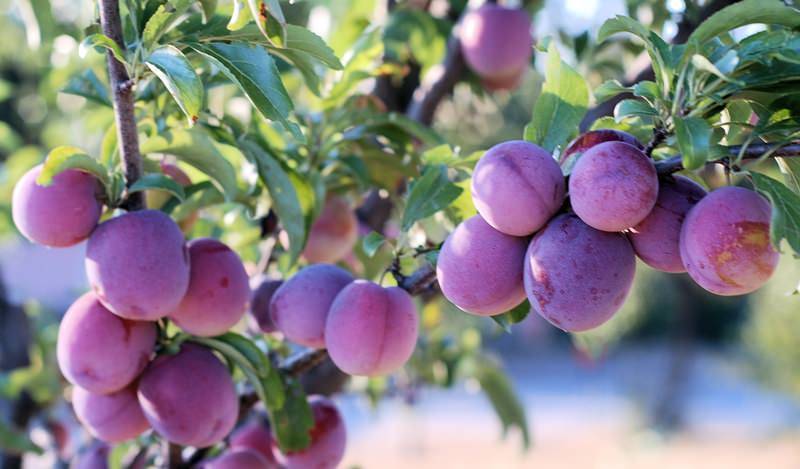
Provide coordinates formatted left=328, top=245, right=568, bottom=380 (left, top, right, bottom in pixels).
left=655, top=142, right=800, bottom=175
left=98, top=0, right=145, bottom=210
left=406, top=36, right=468, bottom=126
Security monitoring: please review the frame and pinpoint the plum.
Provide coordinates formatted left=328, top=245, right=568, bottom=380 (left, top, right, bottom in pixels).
left=12, top=164, right=102, bottom=247
left=201, top=449, right=274, bottom=469
left=70, top=442, right=110, bottom=469
left=524, top=214, right=636, bottom=331
left=471, top=140, right=565, bottom=236
left=57, top=293, right=155, bottom=394
left=269, top=264, right=354, bottom=348
left=248, top=278, right=283, bottom=334
left=560, top=129, right=643, bottom=165
left=436, top=215, right=528, bottom=316
left=85, top=210, right=190, bottom=320
left=325, top=281, right=419, bottom=376
left=680, top=186, right=779, bottom=296
left=629, top=176, right=707, bottom=273
left=137, top=344, right=238, bottom=447
left=169, top=238, right=250, bottom=337
left=460, top=4, right=532, bottom=91
left=569, top=141, right=658, bottom=232
left=71, top=384, right=150, bottom=443
left=303, top=195, right=359, bottom=264
left=276, top=396, right=346, bottom=469
left=229, top=421, right=281, bottom=465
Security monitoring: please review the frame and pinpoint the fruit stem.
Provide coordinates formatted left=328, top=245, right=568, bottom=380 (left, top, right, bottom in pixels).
left=98, top=0, right=145, bottom=211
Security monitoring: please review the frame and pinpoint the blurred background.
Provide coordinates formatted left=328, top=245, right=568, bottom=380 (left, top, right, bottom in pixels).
left=0, top=0, right=799, bottom=468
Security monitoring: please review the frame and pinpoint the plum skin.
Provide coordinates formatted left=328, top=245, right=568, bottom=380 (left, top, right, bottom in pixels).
left=460, top=4, right=532, bottom=90
left=57, top=292, right=156, bottom=394
left=679, top=186, right=779, bottom=296
left=629, top=176, right=707, bottom=273
left=560, top=129, right=643, bottom=165
left=325, top=280, right=419, bottom=376
left=71, top=384, right=150, bottom=443
left=12, top=165, right=102, bottom=247
left=276, top=396, right=346, bottom=469
left=437, top=215, right=528, bottom=316
left=303, top=195, right=359, bottom=264
left=201, top=449, right=273, bottom=469
left=269, top=264, right=354, bottom=348
left=169, top=238, right=250, bottom=337
left=248, top=278, right=283, bottom=334
left=471, top=140, right=565, bottom=236
left=137, top=344, right=239, bottom=447
left=569, top=141, right=658, bottom=232
left=85, top=209, right=190, bottom=321
left=524, top=214, right=636, bottom=332
left=229, top=421, right=281, bottom=465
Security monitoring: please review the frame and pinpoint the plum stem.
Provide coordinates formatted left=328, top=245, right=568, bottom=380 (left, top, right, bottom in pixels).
left=98, top=0, right=145, bottom=211
left=655, top=142, right=800, bottom=175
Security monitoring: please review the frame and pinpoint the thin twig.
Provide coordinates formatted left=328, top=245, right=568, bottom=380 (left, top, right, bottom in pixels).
left=279, top=348, right=330, bottom=378
left=655, top=142, right=800, bottom=175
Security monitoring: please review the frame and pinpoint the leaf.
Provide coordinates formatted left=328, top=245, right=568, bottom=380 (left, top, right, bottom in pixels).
left=240, top=140, right=307, bottom=264
left=145, top=46, right=204, bottom=125
left=190, top=42, right=295, bottom=131
left=227, top=0, right=252, bottom=31
left=79, top=34, right=126, bottom=65
left=362, top=231, right=386, bottom=257
left=128, top=173, right=186, bottom=201
left=37, top=146, right=110, bottom=189
left=491, top=300, right=531, bottom=333
left=598, top=16, right=672, bottom=93
left=284, top=25, right=343, bottom=70
left=246, top=0, right=286, bottom=44
left=613, top=99, right=658, bottom=121
left=470, top=357, right=530, bottom=449
left=0, top=421, right=43, bottom=456
left=269, top=378, right=314, bottom=452
left=198, top=0, right=217, bottom=23
left=402, top=165, right=463, bottom=231
left=776, top=157, right=800, bottom=192
left=214, top=333, right=285, bottom=409
left=140, top=128, right=239, bottom=201
left=749, top=171, right=800, bottom=254
left=141, top=0, right=194, bottom=50
left=688, top=0, right=800, bottom=45
left=632, top=81, right=659, bottom=103
left=674, top=117, right=713, bottom=170
left=524, top=43, right=589, bottom=153
left=62, top=69, right=111, bottom=106
left=691, top=54, right=742, bottom=85
left=594, top=79, right=632, bottom=103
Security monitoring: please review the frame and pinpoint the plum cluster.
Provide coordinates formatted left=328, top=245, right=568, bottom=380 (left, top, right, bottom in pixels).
left=12, top=166, right=352, bottom=466
left=438, top=132, right=780, bottom=332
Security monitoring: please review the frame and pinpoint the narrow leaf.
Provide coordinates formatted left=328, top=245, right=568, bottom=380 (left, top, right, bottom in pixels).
left=145, top=46, right=204, bottom=125
left=37, top=146, right=110, bottom=189
left=613, top=99, right=658, bottom=122
left=362, top=231, right=386, bottom=257
left=750, top=171, right=800, bottom=254
left=128, top=173, right=186, bottom=201
left=141, top=0, right=194, bottom=50
left=688, top=0, right=800, bottom=45
left=402, top=165, right=463, bottom=231
left=79, top=34, right=126, bottom=65
left=62, top=69, right=111, bottom=106
left=674, top=117, right=713, bottom=170
left=594, top=79, right=632, bottom=103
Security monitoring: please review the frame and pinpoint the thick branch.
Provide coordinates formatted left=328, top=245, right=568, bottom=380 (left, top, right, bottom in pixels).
left=407, top=36, right=467, bottom=126
left=279, top=348, right=330, bottom=378
left=655, top=143, right=800, bottom=175
left=98, top=0, right=145, bottom=210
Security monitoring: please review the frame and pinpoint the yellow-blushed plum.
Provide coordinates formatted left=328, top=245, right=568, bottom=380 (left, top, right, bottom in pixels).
left=71, top=384, right=150, bottom=443
left=303, top=195, right=359, bottom=264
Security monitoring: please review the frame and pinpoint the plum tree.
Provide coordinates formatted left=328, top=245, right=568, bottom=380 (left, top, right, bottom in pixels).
left=629, top=176, right=707, bottom=273
left=147, top=162, right=197, bottom=232
left=169, top=238, right=250, bottom=337
left=248, top=278, right=283, bottom=334
left=302, top=195, right=359, bottom=264
left=460, top=4, right=533, bottom=91
left=57, top=292, right=155, bottom=394
left=71, top=384, right=150, bottom=443
left=229, top=421, right=281, bottom=465
left=569, top=141, right=658, bottom=232
left=12, top=164, right=102, bottom=247
left=275, top=396, right=346, bottom=469
left=85, top=209, right=190, bottom=320
left=325, top=281, right=419, bottom=376
left=560, top=130, right=644, bottom=164
left=524, top=214, right=636, bottom=331
left=137, top=344, right=238, bottom=447
left=437, top=215, right=528, bottom=316
left=471, top=140, right=565, bottom=236
left=201, top=449, right=274, bottom=469
left=269, top=264, right=354, bottom=348
left=680, top=186, right=779, bottom=296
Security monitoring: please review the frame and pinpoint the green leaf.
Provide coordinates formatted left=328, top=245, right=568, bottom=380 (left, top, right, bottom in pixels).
left=145, top=46, right=204, bottom=125
left=749, top=171, right=800, bottom=254
left=269, top=378, right=314, bottom=452
left=79, top=34, right=126, bottom=65
left=141, top=0, right=194, bottom=50
left=128, top=173, right=186, bottom=201
left=62, top=69, right=111, bottom=106
left=470, top=357, right=530, bottom=449
left=190, top=42, right=295, bottom=131
left=362, top=231, right=386, bottom=257
left=598, top=16, right=673, bottom=94
left=140, top=128, right=239, bottom=201
left=37, top=146, right=110, bottom=190
left=283, top=25, right=343, bottom=70
left=0, top=421, right=43, bottom=456
left=776, top=157, right=800, bottom=192
left=198, top=0, right=217, bottom=22
left=674, top=117, right=713, bottom=170
left=491, top=300, right=531, bottom=333
left=594, top=79, right=632, bottom=103
left=240, top=140, right=307, bottom=264
left=324, top=26, right=385, bottom=107
left=688, top=0, right=800, bottom=45
left=691, top=54, right=742, bottom=85
left=402, top=165, right=463, bottom=231
left=524, top=43, right=589, bottom=153
left=614, top=99, right=658, bottom=122
left=227, top=0, right=252, bottom=31
left=632, top=81, right=659, bottom=103
left=213, top=332, right=285, bottom=409
left=246, top=0, right=286, bottom=44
